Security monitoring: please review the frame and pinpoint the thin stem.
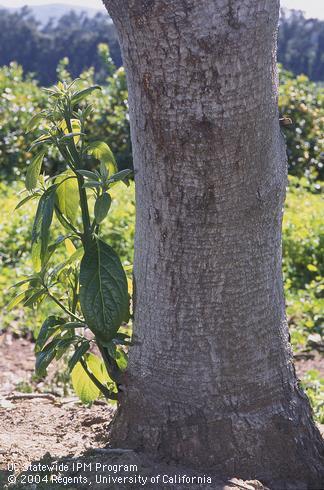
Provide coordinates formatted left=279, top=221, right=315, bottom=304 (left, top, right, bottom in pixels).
left=64, top=116, right=92, bottom=243
left=97, top=343, right=122, bottom=386
left=47, top=290, right=83, bottom=322
left=56, top=139, right=76, bottom=171
left=71, top=271, right=79, bottom=315
left=80, top=358, right=118, bottom=400
left=77, top=175, right=92, bottom=243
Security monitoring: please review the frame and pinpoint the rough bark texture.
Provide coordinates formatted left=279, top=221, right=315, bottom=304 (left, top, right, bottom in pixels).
left=103, top=0, right=324, bottom=487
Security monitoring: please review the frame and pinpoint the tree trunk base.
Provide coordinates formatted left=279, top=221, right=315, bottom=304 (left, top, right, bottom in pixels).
left=109, top=384, right=324, bottom=490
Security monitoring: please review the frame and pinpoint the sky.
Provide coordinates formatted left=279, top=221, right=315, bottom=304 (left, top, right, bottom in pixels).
left=0, top=0, right=323, bottom=20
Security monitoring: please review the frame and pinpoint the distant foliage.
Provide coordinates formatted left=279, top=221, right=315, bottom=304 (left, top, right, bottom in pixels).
left=283, top=178, right=324, bottom=352
left=0, top=7, right=121, bottom=86
left=0, top=7, right=323, bottom=84
left=279, top=67, right=324, bottom=183
left=283, top=177, right=324, bottom=289
left=301, top=371, right=324, bottom=424
left=279, top=9, right=324, bottom=82
left=0, top=63, right=47, bottom=179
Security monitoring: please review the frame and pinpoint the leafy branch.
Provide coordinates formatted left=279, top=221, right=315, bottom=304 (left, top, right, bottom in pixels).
left=9, top=80, right=133, bottom=404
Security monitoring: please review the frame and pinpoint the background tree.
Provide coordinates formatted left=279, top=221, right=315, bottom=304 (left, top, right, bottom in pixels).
left=279, top=9, right=324, bottom=82
left=0, top=6, right=324, bottom=85
left=103, top=0, right=324, bottom=487
left=0, top=8, right=121, bottom=85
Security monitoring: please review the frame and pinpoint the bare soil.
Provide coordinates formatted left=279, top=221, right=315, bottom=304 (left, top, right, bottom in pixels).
left=0, top=333, right=323, bottom=489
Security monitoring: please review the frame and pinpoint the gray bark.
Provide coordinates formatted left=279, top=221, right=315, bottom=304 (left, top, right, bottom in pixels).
left=103, top=0, right=324, bottom=487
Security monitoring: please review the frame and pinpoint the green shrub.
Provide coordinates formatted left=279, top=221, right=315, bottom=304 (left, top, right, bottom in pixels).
left=282, top=178, right=324, bottom=352
left=279, top=67, right=324, bottom=183
left=8, top=80, right=134, bottom=403
left=286, top=279, right=323, bottom=351
left=0, top=181, right=135, bottom=337
left=301, top=370, right=324, bottom=424
left=0, top=63, right=46, bottom=179
left=0, top=181, right=42, bottom=335
left=283, top=177, right=324, bottom=289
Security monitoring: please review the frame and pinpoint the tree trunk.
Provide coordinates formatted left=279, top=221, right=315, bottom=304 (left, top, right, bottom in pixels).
left=103, top=0, right=324, bottom=487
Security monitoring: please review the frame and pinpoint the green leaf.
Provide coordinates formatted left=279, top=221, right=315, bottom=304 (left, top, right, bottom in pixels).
left=26, top=151, right=46, bottom=191
left=61, top=322, right=86, bottom=329
left=79, top=239, right=129, bottom=343
left=7, top=291, right=28, bottom=311
left=71, top=353, right=109, bottom=404
left=60, top=132, right=85, bottom=142
left=99, top=161, right=108, bottom=181
left=23, top=288, right=47, bottom=308
left=65, top=238, right=76, bottom=256
left=54, top=207, right=72, bottom=231
left=105, top=342, right=118, bottom=359
left=94, top=193, right=111, bottom=224
left=31, top=241, right=42, bottom=272
left=36, top=316, right=66, bottom=352
left=83, top=181, right=101, bottom=189
left=66, top=78, right=80, bottom=90
left=46, top=234, right=74, bottom=261
left=11, top=276, right=38, bottom=290
left=29, top=134, right=52, bottom=151
left=307, top=264, right=318, bottom=272
left=32, top=195, right=46, bottom=244
left=59, top=119, right=81, bottom=145
left=113, top=332, right=132, bottom=346
left=76, top=170, right=99, bottom=180
left=25, top=112, right=46, bottom=133
left=116, top=349, right=128, bottom=371
left=35, top=339, right=59, bottom=376
left=36, top=334, right=77, bottom=375
left=68, top=341, right=90, bottom=372
left=42, top=87, right=61, bottom=96
left=86, top=141, right=117, bottom=177
left=50, top=247, right=83, bottom=278
left=31, top=242, right=42, bottom=272
left=108, top=169, right=132, bottom=184
left=32, top=186, right=57, bottom=267
left=15, top=193, right=40, bottom=210
left=82, top=104, right=93, bottom=120
left=55, top=335, right=77, bottom=360
left=71, top=86, right=101, bottom=106
left=41, top=199, right=55, bottom=259
left=55, top=172, right=79, bottom=224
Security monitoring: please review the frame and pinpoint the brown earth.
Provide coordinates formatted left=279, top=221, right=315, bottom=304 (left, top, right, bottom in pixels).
left=0, top=333, right=323, bottom=490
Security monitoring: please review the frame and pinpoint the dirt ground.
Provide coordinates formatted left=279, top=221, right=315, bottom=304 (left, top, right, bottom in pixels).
left=0, top=333, right=323, bottom=490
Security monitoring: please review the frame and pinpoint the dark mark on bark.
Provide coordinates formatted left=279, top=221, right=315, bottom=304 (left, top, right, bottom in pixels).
left=153, top=208, right=161, bottom=224
left=227, top=0, right=241, bottom=30
left=142, top=72, right=152, bottom=91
